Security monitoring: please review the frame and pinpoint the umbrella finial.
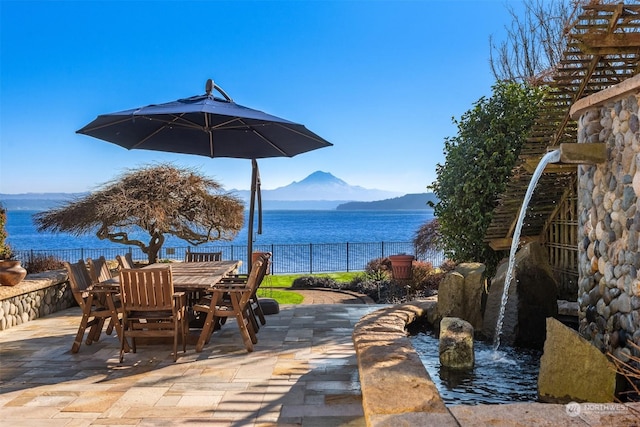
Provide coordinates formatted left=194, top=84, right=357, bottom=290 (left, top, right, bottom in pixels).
left=205, top=79, right=214, bottom=96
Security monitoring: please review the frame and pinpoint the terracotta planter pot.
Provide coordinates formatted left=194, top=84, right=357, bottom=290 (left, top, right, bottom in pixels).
left=0, top=260, right=27, bottom=286
left=388, top=255, right=415, bottom=280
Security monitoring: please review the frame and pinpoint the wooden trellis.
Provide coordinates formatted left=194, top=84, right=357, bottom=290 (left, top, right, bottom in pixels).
left=485, top=3, right=640, bottom=299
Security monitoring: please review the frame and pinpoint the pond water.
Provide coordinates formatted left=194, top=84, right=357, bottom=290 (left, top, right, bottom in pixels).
left=410, top=329, right=542, bottom=405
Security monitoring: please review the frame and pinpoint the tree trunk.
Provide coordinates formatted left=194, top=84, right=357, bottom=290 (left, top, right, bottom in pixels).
left=147, top=233, right=165, bottom=264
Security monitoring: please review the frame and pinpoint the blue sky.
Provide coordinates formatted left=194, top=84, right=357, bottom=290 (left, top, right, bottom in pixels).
left=1, top=0, right=520, bottom=195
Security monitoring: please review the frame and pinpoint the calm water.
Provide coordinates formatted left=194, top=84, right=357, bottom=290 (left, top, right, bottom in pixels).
left=5, top=209, right=434, bottom=251
left=411, top=329, right=541, bottom=405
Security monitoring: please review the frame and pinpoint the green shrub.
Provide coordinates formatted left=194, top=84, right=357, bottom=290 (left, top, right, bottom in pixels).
left=24, top=254, right=65, bottom=274
left=291, top=275, right=338, bottom=289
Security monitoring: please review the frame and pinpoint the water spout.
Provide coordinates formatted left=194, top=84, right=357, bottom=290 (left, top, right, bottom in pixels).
left=493, top=149, right=562, bottom=351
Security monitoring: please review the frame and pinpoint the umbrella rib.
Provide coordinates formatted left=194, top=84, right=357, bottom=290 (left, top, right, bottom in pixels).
left=132, top=115, right=187, bottom=148
left=246, top=127, right=289, bottom=157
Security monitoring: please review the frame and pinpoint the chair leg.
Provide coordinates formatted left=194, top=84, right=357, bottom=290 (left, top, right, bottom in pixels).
left=72, top=313, right=91, bottom=353
left=106, top=317, right=115, bottom=335
left=182, top=316, right=188, bottom=354
left=119, top=322, right=128, bottom=363
left=247, top=305, right=259, bottom=334
left=173, top=320, right=178, bottom=362
left=87, top=318, right=106, bottom=344
left=196, top=309, right=217, bottom=352
left=234, top=313, right=254, bottom=352
left=245, top=307, right=259, bottom=343
left=253, top=295, right=266, bottom=325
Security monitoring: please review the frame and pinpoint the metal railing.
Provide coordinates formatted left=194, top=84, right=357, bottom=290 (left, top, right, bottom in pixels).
left=14, top=242, right=445, bottom=275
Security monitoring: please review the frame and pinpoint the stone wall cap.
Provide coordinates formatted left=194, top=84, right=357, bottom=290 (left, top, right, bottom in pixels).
left=570, top=73, right=640, bottom=119
left=0, top=269, right=67, bottom=300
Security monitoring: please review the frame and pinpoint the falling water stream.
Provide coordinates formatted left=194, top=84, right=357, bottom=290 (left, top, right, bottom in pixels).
left=492, top=149, right=562, bottom=351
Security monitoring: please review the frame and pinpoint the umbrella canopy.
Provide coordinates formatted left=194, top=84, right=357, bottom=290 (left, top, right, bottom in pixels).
left=77, top=79, right=332, bottom=270
left=77, top=80, right=330, bottom=159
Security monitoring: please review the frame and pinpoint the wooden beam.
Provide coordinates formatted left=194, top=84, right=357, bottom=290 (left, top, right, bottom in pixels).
left=489, top=235, right=541, bottom=251
left=522, top=157, right=578, bottom=174
left=571, top=33, right=640, bottom=50
left=559, top=143, right=607, bottom=164
left=521, top=143, right=606, bottom=173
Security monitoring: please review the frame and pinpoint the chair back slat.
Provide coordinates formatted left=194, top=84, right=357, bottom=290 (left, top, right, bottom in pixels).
left=119, top=267, right=174, bottom=312
left=185, top=251, right=222, bottom=262
left=87, top=256, right=112, bottom=284
left=117, top=254, right=133, bottom=270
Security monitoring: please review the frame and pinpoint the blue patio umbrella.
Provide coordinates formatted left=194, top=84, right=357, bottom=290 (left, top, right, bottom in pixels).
left=77, top=79, right=332, bottom=270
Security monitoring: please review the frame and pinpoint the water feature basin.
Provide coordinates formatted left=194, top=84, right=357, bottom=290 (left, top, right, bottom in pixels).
left=411, top=329, right=541, bottom=405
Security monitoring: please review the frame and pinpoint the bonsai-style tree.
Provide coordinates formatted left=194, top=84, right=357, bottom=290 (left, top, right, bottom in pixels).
left=34, top=164, right=245, bottom=263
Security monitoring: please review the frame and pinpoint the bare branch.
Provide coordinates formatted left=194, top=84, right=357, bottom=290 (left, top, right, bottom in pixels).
left=490, top=0, right=582, bottom=84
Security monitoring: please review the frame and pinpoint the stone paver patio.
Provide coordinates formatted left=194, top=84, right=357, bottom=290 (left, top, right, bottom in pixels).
left=1, top=291, right=638, bottom=426
left=0, top=300, right=380, bottom=427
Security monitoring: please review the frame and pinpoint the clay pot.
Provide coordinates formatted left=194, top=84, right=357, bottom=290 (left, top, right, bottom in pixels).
left=0, top=259, right=27, bottom=286
left=388, top=254, right=415, bottom=280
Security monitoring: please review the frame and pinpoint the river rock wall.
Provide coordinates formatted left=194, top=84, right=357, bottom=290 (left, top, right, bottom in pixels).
left=0, top=270, right=75, bottom=331
left=573, top=80, right=640, bottom=362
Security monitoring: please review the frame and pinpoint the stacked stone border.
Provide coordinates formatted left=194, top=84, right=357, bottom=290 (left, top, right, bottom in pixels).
left=352, top=299, right=460, bottom=426
left=0, top=270, right=74, bottom=331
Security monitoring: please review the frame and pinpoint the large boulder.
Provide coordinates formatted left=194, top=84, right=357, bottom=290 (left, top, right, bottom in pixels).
left=439, top=317, right=474, bottom=370
left=437, top=263, right=485, bottom=331
left=482, top=242, right=558, bottom=349
left=538, top=318, right=616, bottom=403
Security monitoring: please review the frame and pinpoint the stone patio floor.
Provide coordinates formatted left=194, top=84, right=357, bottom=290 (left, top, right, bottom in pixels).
left=0, top=289, right=638, bottom=426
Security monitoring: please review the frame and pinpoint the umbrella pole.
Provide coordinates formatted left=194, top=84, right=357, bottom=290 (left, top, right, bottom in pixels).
left=247, top=159, right=258, bottom=273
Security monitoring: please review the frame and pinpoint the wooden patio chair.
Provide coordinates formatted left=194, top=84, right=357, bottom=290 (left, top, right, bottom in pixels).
left=185, top=250, right=222, bottom=262
left=217, top=252, right=271, bottom=330
left=87, top=256, right=118, bottom=334
left=64, top=259, right=122, bottom=353
left=193, top=258, right=264, bottom=352
left=118, top=266, right=188, bottom=362
left=116, top=253, right=137, bottom=270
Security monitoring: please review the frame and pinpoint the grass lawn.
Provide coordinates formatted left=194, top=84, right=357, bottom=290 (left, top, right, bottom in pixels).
left=261, top=272, right=363, bottom=288
left=256, top=288, right=304, bottom=304
left=257, top=272, right=363, bottom=304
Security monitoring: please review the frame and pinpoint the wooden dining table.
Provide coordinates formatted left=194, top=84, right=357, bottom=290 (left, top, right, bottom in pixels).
left=100, top=260, right=241, bottom=293
left=145, top=260, right=241, bottom=293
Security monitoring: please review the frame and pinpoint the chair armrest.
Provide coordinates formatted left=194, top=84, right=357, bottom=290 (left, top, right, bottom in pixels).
left=87, top=287, right=117, bottom=295
left=173, top=292, right=187, bottom=307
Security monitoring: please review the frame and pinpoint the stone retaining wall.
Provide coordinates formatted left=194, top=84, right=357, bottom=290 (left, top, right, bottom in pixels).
left=352, top=298, right=460, bottom=426
left=0, top=270, right=75, bottom=331
left=570, top=74, right=640, bottom=361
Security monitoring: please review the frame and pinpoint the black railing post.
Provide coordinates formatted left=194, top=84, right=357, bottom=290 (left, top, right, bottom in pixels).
left=346, top=242, right=350, bottom=272
left=309, top=243, right=313, bottom=274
